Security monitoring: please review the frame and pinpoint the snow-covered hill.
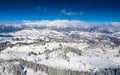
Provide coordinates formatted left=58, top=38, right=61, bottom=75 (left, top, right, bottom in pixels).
left=0, top=20, right=120, bottom=75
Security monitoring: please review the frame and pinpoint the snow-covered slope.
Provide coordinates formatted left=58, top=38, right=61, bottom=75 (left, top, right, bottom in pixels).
left=0, top=20, right=120, bottom=75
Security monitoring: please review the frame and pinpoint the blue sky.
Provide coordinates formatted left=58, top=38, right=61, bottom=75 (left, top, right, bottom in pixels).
left=0, top=0, right=120, bottom=23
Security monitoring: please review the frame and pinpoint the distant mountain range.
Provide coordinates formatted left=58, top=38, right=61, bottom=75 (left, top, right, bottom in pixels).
left=0, top=20, right=120, bottom=33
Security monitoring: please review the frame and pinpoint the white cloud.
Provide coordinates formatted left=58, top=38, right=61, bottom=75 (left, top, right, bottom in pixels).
left=36, top=6, right=47, bottom=12
left=79, top=11, right=84, bottom=15
left=60, top=9, right=77, bottom=16
left=60, top=9, right=84, bottom=16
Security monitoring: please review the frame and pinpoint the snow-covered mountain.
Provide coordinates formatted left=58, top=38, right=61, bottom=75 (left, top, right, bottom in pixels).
left=0, top=20, right=120, bottom=75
